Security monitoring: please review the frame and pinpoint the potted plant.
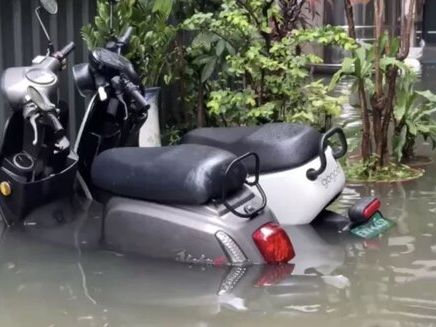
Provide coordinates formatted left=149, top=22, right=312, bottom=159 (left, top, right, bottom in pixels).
left=82, top=0, right=177, bottom=146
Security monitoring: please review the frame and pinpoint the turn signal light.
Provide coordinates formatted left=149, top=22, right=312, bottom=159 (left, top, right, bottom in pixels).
left=253, top=223, right=295, bottom=264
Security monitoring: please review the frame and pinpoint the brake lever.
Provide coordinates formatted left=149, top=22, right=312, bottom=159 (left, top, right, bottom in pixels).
left=117, top=93, right=129, bottom=121
left=111, top=75, right=129, bottom=120
left=30, top=113, right=41, bottom=146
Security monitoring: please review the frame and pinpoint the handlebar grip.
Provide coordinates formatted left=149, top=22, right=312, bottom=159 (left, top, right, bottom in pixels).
left=58, top=42, right=76, bottom=59
left=130, top=88, right=149, bottom=112
left=118, top=26, right=133, bottom=45
left=46, top=113, right=66, bottom=139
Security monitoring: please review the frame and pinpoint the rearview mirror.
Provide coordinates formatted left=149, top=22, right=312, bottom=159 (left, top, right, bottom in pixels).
left=39, top=0, right=58, bottom=15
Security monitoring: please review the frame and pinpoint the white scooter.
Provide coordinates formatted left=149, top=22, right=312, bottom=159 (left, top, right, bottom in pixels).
left=181, top=123, right=378, bottom=226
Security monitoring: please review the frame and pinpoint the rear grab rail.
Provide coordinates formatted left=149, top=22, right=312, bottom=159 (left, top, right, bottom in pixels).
left=221, top=152, right=267, bottom=219
left=306, top=127, right=348, bottom=181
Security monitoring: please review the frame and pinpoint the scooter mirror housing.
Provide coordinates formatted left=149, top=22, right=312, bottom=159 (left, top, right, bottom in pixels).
left=27, top=86, right=55, bottom=111
left=39, top=0, right=58, bottom=15
left=36, top=0, right=57, bottom=54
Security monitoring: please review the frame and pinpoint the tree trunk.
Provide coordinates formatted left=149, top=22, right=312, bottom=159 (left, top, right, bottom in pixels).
left=344, top=0, right=371, bottom=161
left=402, top=138, right=416, bottom=161
left=378, top=66, right=398, bottom=165
left=373, top=0, right=384, bottom=98
left=343, top=0, right=356, bottom=39
left=372, top=0, right=388, bottom=166
left=378, top=0, right=416, bottom=165
left=359, top=82, right=372, bottom=161
left=398, top=0, right=417, bottom=61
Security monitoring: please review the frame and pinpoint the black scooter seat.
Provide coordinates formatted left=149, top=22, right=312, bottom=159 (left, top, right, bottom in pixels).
left=181, top=123, right=322, bottom=174
left=91, top=144, right=247, bottom=205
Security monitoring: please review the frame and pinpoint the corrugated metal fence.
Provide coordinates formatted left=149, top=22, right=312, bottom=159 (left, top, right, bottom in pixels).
left=0, top=0, right=96, bottom=139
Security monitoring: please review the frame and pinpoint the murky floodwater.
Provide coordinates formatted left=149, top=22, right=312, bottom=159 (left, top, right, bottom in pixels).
left=1, top=65, right=436, bottom=327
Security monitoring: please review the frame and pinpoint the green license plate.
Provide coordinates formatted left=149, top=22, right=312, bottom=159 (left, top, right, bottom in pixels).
left=350, top=212, right=395, bottom=239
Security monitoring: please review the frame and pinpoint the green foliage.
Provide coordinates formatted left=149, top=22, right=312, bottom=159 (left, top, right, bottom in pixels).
left=345, top=157, right=424, bottom=183
left=393, top=69, right=436, bottom=162
left=161, top=125, right=182, bottom=145
left=182, top=0, right=356, bottom=128
left=82, top=0, right=177, bottom=86
left=330, top=32, right=436, bottom=167
left=329, top=34, right=410, bottom=99
left=330, top=45, right=371, bottom=94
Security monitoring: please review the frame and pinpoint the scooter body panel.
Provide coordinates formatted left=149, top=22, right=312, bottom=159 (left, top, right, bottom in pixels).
left=1, top=57, right=61, bottom=110
left=0, top=46, right=76, bottom=224
left=103, top=190, right=276, bottom=265
left=251, top=147, right=345, bottom=225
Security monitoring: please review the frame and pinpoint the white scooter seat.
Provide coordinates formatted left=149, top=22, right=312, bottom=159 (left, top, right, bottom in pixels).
left=91, top=144, right=247, bottom=205
left=181, top=123, right=322, bottom=173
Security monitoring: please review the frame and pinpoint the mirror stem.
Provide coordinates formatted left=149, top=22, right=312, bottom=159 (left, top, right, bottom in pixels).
left=35, top=7, right=54, bottom=55
left=109, top=2, right=114, bottom=33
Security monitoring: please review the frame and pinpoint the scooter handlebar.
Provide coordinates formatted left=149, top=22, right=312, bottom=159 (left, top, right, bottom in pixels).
left=124, top=81, right=150, bottom=112
left=46, top=112, right=66, bottom=139
left=130, top=88, right=149, bottom=112
left=57, top=42, right=76, bottom=60
left=46, top=112, right=70, bottom=151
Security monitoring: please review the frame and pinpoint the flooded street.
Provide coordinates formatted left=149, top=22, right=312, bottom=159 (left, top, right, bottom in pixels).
left=0, top=65, right=436, bottom=327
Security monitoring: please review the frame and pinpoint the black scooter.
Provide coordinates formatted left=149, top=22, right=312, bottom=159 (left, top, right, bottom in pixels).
left=71, top=1, right=294, bottom=266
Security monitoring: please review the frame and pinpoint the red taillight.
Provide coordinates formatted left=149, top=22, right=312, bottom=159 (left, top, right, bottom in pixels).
left=253, top=223, right=295, bottom=264
left=363, top=198, right=381, bottom=219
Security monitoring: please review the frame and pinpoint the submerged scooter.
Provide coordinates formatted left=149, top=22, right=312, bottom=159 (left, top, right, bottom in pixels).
left=181, top=118, right=382, bottom=227
left=72, top=1, right=294, bottom=266
left=0, top=218, right=353, bottom=325
left=0, top=0, right=76, bottom=225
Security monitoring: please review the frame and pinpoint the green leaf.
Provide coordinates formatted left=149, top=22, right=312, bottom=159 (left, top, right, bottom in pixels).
left=341, top=57, right=355, bottom=73
left=380, top=56, right=407, bottom=71
left=201, top=58, right=217, bottom=83
left=417, top=90, right=436, bottom=103
left=393, top=126, right=407, bottom=163
left=216, top=39, right=225, bottom=56
left=329, top=71, right=344, bottom=90
left=406, top=120, right=418, bottom=136
left=192, top=32, right=214, bottom=49
left=152, top=0, right=173, bottom=18
left=193, top=55, right=215, bottom=66
left=164, top=74, right=172, bottom=85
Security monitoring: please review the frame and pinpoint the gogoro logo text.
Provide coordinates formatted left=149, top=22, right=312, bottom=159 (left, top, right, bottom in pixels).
left=321, top=165, right=342, bottom=189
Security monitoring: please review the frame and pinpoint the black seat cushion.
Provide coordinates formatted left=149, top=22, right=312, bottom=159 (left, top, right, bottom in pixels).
left=91, top=144, right=247, bottom=205
left=181, top=123, right=322, bottom=173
